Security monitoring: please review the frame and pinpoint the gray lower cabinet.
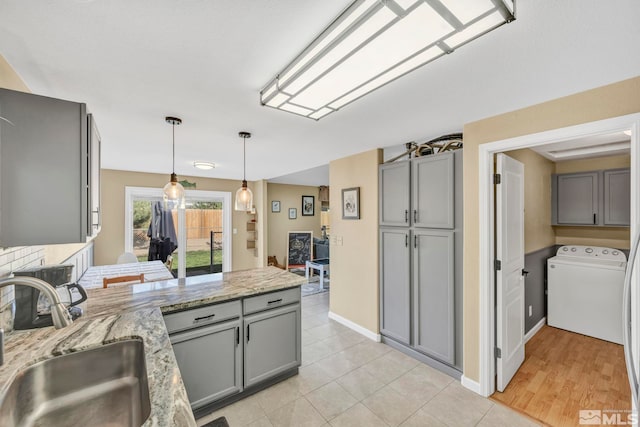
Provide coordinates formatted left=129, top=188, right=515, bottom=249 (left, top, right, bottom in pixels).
left=244, top=303, right=301, bottom=388
left=379, top=228, right=411, bottom=345
left=413, top=229, right=455, bottom=364
left=170, top=319, right=242, bottom=409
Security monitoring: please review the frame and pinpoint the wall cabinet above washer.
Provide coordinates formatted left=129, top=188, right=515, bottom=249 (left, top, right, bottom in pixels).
left=552, top=168, right=629, bottom=226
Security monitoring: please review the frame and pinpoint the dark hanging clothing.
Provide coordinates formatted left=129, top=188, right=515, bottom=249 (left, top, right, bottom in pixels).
left=147, top=202, right=178, bottom=262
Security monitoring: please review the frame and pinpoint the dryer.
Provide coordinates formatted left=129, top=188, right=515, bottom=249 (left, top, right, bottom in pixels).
left=547, top=245, right=627, bottom=344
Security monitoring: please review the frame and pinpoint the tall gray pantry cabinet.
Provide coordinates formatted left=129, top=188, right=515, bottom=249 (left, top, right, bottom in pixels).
left=379, top=150, right=463, bottom=374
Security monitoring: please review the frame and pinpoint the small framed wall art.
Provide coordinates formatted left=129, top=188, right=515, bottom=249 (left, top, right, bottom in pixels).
left=342, top=187, right=360, bottom=220
left=302, top=195, right=315, bottom=216
left=289, top=208, right=297, bottom=220
left=271, top=200, right=281, bottom=213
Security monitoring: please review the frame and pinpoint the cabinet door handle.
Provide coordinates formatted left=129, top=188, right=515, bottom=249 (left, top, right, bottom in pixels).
left=236, top=326, right=239, bottom=345
left=414, top=235, right=417, bottom=248
left=593, top=213, right=597, bottom=224
left=193, top=313, right=216, bottom=323
left=246, top=324, right=250, bottom=342
left=413, top=210, right=417, bottom=223
left=405, top=210, right=409, bottom=223
left=405, top=234, right=408, bottom=247
left=267, top=298, right=283, bottom=306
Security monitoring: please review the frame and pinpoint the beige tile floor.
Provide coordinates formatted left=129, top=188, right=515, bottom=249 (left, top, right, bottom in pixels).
left=197, top=292, right=540, bottom=427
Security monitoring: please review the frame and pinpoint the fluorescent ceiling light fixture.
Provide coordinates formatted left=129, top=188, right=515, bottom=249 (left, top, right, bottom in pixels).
left=624, top=130, right=632, bottom=136
left=549, top=142, right=631, bottom=160
left=261, top=0, right=515, bottom=120
left=193, top=161, right=215, bottom=170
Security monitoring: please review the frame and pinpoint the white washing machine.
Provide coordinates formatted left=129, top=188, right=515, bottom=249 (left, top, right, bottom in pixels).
left=547, top=245, right=627, bottom=344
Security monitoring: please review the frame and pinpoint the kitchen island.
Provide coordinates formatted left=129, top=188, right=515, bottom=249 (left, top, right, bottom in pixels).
left=0, top=266, right=306, bottom=427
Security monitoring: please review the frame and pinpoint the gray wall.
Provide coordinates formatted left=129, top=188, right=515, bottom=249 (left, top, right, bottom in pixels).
left=523, top=245, right=556, bottom=333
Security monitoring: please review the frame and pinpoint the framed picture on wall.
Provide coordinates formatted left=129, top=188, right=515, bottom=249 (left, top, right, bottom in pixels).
left=302, top=195, right=315, bottom=216
left=289, top=208, right=297, bottom=219
left=342, top=187, right=360, bottom=219
left=271, top=200, right=281, bottom=213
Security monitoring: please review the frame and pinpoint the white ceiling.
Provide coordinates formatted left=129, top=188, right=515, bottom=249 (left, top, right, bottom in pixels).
left=1, top=1, right=639, bottom=183
left=531, top=131, right=631, bottom=162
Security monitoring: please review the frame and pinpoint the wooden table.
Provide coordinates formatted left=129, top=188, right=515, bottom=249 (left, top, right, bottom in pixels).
left=78, top=261, right=174, bottom=289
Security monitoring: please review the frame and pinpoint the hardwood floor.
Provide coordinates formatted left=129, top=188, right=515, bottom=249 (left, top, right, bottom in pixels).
left=491, top=325, right=631, bottom=427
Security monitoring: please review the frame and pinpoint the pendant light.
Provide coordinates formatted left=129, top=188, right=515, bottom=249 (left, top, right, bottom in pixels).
left=163, top=116, right=185, bottom=209
left=235, top=131, right=253, bottom=211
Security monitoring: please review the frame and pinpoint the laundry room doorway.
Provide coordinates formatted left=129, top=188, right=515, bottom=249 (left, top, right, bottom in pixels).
left=477, top=113, right=640, bottom=426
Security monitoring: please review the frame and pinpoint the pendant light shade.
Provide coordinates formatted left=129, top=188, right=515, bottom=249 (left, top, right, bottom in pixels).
left=235, top=131, right=253, bottom=211
left=163, top=116, right=185, bottom=209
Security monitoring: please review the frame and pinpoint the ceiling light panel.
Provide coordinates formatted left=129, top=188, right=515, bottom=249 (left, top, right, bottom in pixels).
left=260, top=0, right=515, bottom=120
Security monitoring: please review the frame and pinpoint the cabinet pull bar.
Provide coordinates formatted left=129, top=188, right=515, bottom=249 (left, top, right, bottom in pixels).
left=247, top=324, right=250, bottom=342
left=236, top=326, right=239, bottom=345
left=267, top=298, right=283, bottom=305
left=593, top=213, right=597, bottom=224
left=414, top=235, right=417, bottom=248
left=413, top=210, right=417, bottom=223
left=405, top=210, right=408, bottom=223
left=405, top=234, right=408, bottom=247
left=193, top=313, right=216, bottom=322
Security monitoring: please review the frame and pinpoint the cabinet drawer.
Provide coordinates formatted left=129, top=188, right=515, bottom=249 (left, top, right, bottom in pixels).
left=243, top=287, right=300, bottom=315
left=164, top=300, right=241, bottom=334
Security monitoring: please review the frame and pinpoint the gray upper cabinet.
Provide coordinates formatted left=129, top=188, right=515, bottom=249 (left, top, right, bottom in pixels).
left=412, top=229, right=455, bottom=364
left=379, top=228, right=411, bottom=345
left=379, top=161, right=410, bottom=226
left=244, top=303, right=301, bottom=388
left=553, top=172, right=599, bottom=225
left=603, top=169, right=630, bottom=226
left=412, top=153, right=454, bottom=229
left=88, top=114, right=102, bottom=236
left=552, top=168, right=629, bottom=226
left=0, top=88, right=101, bottom=246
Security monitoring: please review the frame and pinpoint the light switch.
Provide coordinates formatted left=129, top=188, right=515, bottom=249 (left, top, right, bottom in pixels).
left=337, top=236, right=343, bottom=246
left=233, top=228, right=237, bottom=234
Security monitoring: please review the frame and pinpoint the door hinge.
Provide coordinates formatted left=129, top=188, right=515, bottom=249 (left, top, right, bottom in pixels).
left=494, top=173, right=501, bottom=184
left=495, top=347, right=502, bottom=359
left=494, top=260, right=502, bottom=271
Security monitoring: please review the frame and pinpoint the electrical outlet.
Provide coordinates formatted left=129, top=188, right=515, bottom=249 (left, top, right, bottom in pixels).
left=337, top=236, right=343, bottom=246
left=528, top=305, right=532, bottom=317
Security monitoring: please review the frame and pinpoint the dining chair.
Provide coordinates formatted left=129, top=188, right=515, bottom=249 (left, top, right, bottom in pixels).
left=103, top=273, right=145, bottom=288
left=116, top=252, right=139, bottom=264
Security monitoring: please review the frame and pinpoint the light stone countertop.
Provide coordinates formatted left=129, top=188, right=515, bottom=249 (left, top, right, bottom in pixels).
left=0, top=266, right=306, bottom=427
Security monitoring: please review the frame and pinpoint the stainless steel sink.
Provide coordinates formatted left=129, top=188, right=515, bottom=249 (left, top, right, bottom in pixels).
left=0, top=339, right=151, bottom=427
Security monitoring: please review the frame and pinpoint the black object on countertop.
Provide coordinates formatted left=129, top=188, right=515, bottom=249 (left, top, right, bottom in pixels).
left=201, top=416, right=230, bottom=427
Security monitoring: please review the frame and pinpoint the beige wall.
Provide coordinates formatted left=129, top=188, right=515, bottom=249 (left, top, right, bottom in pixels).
left=94, top=169, right=260, bottom=271
left=503, top=149, right=556, bottom=254
left=462, top=75, right=640, bottom=382
left=266, top=183, right=322, bottom=265
left=329, top=149, right=382, bottom=333
left=0, top=55, right=29, bottom=93
left=0, top=54, right=87, bottom=265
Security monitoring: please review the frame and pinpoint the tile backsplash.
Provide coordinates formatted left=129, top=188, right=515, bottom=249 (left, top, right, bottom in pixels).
left=0, top=246, right=45, bottom=331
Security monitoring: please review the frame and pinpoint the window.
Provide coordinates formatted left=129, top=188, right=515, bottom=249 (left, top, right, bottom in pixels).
left=125, top=187, right=232, bottom=278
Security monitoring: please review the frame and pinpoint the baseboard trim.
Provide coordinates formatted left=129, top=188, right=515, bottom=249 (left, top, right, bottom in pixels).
left=461, top=375, right=482, bottom=395
left=328, top=311, right=381, bottom=342
left=525, top=317, right=546, bottom=343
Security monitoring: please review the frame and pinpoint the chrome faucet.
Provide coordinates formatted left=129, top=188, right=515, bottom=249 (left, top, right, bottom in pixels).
left=0, top=276, right=73, bottom=365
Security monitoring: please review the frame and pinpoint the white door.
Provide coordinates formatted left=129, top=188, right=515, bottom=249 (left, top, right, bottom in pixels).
left=496, top=153, right=525, bottom=392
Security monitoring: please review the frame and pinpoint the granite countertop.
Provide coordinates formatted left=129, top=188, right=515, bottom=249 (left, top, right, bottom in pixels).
left=0, top=266, right=306, bottom=427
